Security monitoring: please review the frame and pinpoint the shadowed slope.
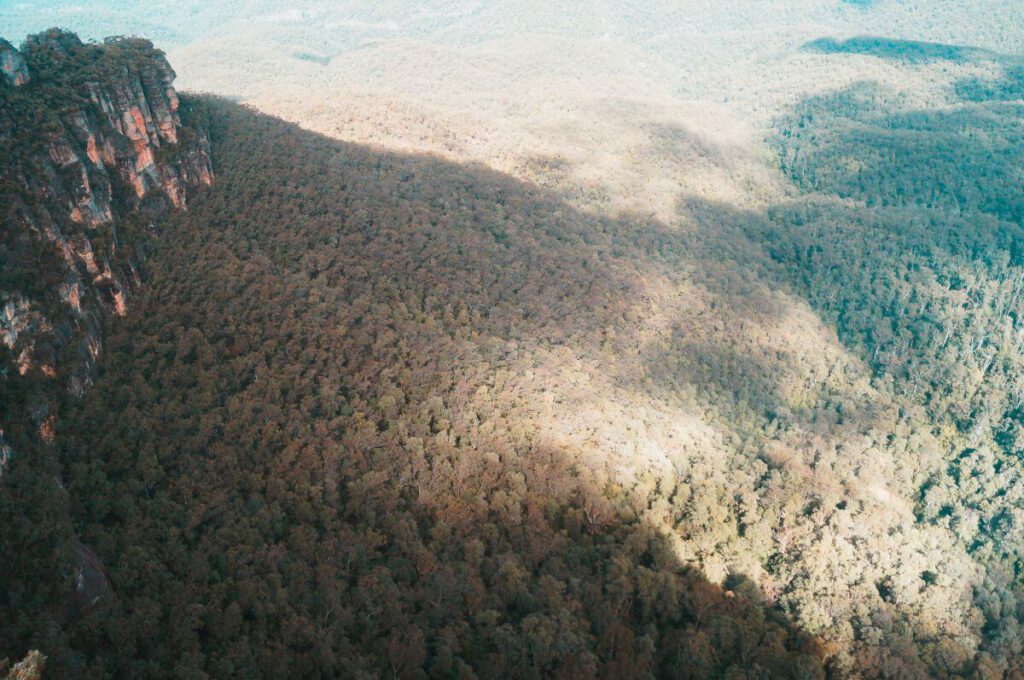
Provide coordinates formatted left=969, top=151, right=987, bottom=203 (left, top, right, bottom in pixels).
left=803, top=36, right=983, bottom=64
left=0, top=95, right=998, bottom=679
left=24, top=99, right=834, bottom=678
left=3, top=60, right=1023, bottom=673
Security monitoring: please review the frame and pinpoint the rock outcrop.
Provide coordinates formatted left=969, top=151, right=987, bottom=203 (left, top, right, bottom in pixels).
left=0, top=38, right=30, bottom=86
left=2, top=650, right=46, bottom=680
left=0, top=30, right=212, bottom=668
left=0, top=29, right=212, bottom=466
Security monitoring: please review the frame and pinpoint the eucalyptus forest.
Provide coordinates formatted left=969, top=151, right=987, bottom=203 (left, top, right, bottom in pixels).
left=2, top=2, right=1024, bottom=679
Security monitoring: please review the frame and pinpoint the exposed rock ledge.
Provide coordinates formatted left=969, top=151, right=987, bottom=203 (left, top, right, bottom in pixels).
left=0, top=30, right=213, bottom=463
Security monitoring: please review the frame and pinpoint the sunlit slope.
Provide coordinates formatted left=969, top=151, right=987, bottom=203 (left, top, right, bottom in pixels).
left=151, top=1, right=1020, bottom=219
left=6, top=1, right=1021, bottom=218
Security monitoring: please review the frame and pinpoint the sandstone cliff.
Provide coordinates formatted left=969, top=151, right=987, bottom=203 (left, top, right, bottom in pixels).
left=0, top=29, right=212, bottom=464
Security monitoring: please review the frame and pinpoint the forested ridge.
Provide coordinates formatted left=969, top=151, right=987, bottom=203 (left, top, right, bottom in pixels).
left=4, top=22, right=1024, bottom=680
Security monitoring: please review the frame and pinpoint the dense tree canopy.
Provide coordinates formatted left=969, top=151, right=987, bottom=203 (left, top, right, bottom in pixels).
left=4, top=30, right=1024, bottom=679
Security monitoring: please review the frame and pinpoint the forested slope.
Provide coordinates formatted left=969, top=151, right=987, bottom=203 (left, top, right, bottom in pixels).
left=5, top=87, right=1017, bottom=677
left=27, top=99, right=828, bottom=679
left=763, top=59, right=1024, bottom=669
left=3, top=17, right=1024, bottom=680
left=0, top=31, right=211, bottom=678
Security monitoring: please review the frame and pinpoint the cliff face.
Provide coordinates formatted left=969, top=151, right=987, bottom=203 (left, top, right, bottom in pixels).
left=0, top=38, right=30, bottom=87
left=0, top=30, right=212, bottom=463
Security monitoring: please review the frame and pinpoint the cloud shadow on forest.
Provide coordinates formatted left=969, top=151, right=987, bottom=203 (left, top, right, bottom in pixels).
left=776, top=77, right=1024, bottom=227
left=803, top=36, right=984, bottom=64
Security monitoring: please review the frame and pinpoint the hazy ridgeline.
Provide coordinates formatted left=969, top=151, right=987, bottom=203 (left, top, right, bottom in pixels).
left=3, top=1, right=1024, bottom=678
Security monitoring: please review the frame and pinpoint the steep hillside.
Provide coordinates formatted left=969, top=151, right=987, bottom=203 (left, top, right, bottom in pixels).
left=0, top=30, right=211, bottom=673
left=19, top=94, right=1014, bottom=679
left=0, top=29, right=212, bottom=463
